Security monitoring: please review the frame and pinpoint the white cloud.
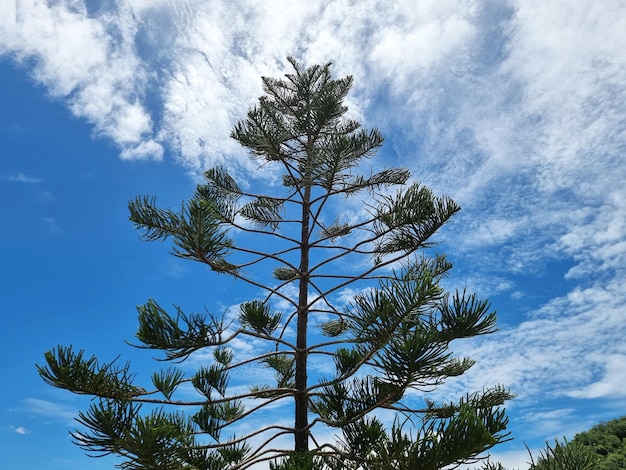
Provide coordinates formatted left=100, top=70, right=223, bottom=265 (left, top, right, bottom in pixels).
left=0, top=0, right=518, bottom=172
left=120, top=139, right=164, bottom=160
left=436, top=275, right=626, bottom=408
left=2, top=0, right=623, bottom=186
left=460, top=217, right=523, bottom=249
left=2, top=0, right=160, bottom=159
left=107, top=101, right=153, bottom=144
left=567, top=354, right=626, bottom=399
left=18, top=398, right=78, bottom=426
left=12, top=426, right=30, bottom=435
left=3, top=172, right=42, bottom=183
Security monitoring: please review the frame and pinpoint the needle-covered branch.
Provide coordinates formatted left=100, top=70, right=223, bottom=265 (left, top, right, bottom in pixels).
left=38, top=346, right=145, bottom=400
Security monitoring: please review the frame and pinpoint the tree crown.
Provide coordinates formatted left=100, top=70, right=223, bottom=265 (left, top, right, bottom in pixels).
left=38, top=58, right=513, bottom=470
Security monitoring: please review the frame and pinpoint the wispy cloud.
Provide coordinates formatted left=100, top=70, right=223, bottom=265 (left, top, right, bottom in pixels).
left=11, top=425, right=30, bottom=435
left=430, top=274, right=626, bottom=426
left=35, top=190, right=57, bottom=204
left=1, top=1, right=162, bottom=161
left=145, top=258, right=188, bottom=281
left=3, top=172, right=42, bottom=183
left=40, top=216, right=61, bottom=233
left=17, top=398, right=78, bottom=426
left=0, top=1, right=513, bottom=171
left=0, top=123, right=36, bottom=138
left=566, top=354, right=626, bottom=399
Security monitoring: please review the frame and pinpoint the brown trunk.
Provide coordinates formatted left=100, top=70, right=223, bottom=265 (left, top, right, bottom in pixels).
left=294, top=183, right=311, bottom=453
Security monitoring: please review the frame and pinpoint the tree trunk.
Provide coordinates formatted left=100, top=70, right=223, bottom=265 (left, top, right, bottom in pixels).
left=294, top=183, right=311, bottom=453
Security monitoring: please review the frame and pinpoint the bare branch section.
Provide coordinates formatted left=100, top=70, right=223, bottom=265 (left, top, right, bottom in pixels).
left=38, top=57, right=513, bottom=470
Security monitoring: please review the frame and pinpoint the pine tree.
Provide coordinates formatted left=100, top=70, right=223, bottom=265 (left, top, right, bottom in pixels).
left=38, top=58, right=513, bottom=470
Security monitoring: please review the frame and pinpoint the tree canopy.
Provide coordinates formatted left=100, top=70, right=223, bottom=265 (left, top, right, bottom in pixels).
left=570, top=416, right=626, bottom=469
left=481, top=415, right=626, bottom=470
left=526, top=416, right=626, bottom=470
left=38, top=57, right=513, bottom=470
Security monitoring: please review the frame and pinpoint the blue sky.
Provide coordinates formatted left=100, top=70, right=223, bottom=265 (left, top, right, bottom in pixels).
left=1, top=1, right=625, bottom=469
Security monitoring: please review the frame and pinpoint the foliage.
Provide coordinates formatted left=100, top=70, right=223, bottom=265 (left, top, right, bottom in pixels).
left=478, top=416, right=626, bottom=470
left=571, top=416, right=626, bottom=469
left=530, top=438, right=600, bottom=470
left=526, top=417, right=626, bottom=470
left=38, top=58, right=513, bottom=469
left=477, top=461, right=507, bottom=470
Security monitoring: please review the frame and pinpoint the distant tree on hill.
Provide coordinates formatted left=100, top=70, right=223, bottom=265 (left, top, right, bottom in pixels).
left=571, top=416, right=626, bottom=469
left=478, top=415, right=626, bottom=470
left=37, top=58, right=513, bottom=470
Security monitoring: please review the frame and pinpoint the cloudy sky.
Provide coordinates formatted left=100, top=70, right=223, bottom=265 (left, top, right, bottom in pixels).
left=1, top=0, right=625, bottom=468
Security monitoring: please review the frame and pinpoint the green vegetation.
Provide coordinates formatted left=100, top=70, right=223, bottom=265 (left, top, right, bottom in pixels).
left=479, top=416, right=626, bottom=470
left=530, top=438, right=600, bottom=470
left=38, top=58, right=513, bottom=469
left=527, top=416, right=626, bottom=470
left=570, top=416, right=626, bottom=469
